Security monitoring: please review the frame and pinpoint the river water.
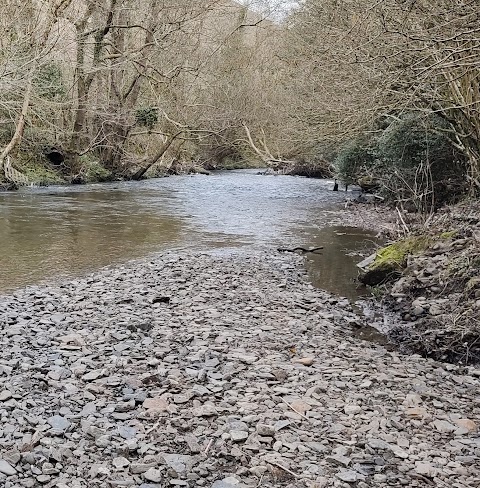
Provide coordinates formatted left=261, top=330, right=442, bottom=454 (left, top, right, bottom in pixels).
left=0, top=170, right=378, bottom=298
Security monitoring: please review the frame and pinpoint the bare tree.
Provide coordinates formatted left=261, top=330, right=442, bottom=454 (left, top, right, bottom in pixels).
left=0, top=0, right=73, bottom=183
left=277, top=0, right=480, bottom=191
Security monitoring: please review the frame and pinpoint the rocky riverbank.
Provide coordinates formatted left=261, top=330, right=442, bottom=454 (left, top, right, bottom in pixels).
left=348, top=200, right=480, bottom=365
left=1, top=251, right=479, bottom=488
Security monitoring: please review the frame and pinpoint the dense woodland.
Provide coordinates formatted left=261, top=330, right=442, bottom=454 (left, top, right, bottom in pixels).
left=0, top=0, right=479, bottom=208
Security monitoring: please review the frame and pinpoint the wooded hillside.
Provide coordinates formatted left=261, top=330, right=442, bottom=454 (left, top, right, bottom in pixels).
left=1, top=0, right=479, bottom=200
left=0, top=0, right=278, bottom=184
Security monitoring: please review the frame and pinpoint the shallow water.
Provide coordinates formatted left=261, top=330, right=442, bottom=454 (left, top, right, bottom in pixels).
left=0, top=170, right=379, bottom=297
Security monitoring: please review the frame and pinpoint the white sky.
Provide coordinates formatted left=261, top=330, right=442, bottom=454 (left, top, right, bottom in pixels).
left=238, top=0, right=300, bottom=19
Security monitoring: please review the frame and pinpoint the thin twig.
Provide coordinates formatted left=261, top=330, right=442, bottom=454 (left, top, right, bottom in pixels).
left=204, top=438, right=214, bottom=455
left=396, top=206, right=410, bottom=234
left=145, top=419, right=162, bottom=435
left=280, top=397, right=310, bottom=421
left=265, top=459, right=301, bottom=478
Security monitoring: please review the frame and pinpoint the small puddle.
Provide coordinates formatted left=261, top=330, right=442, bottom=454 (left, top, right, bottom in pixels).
left=298, top=225, right=392, bottom=346
left=349, top=304, right=394, bottom=347
left=299, top=225, right=380, bottom=301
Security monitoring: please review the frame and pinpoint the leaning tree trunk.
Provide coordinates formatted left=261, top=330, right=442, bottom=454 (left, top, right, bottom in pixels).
left=0, top=77, right=33, bottom=181
left=242, top=123, right=293, bottom=170
left=131, top=134, right=180, bottom=180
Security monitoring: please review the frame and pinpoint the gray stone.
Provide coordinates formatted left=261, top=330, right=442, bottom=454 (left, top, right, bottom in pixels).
left=192, top=404, right=218, bottom=417
left=144, top=468, right=162, bottom=482
left=36, top=475, right=52, bottom=484
left=118, top=426, right=137, bottom=439
left=113, top=456, right=130, bottom=468
left=336, top=470, right=361, bottom=483
left=0, top=390, right=13, bottom=401
left=211, top=478, right=246, bottom=488
left=344, top=404, right=362, bottom=415
left=368, top=438, right=391, bottom=450
left=162, top=454, right=193, bottom=474
left=47, top=415, right=71, bottom=434
left=415, top=462, right=437, bottom=478
left=0, top=459, right=16, bottom=476
left=131, top=463, right=157, bottom=474
left=433, top=420, right=456, bottom=433
left=256, top=424, right=275, bottom=437
left=327, top=454, right=351, bottom=468
left=230, top=430, right=249, bottom=442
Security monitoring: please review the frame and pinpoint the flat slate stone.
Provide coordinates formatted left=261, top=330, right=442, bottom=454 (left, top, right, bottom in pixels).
left=0, top=459, right=17, bottom=476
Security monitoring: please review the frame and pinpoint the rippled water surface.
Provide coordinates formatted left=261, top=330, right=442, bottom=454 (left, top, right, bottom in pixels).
left=0, top=170, right=378, bottom=297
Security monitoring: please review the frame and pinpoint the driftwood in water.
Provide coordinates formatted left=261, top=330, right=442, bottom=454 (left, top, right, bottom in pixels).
left=277, top=246, right=324, bottom=254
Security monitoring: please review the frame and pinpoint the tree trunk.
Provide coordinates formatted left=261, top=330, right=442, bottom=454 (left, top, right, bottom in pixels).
left=131, top=134, right=180, bottom=180
left=0, top=76, right=33, bottom=179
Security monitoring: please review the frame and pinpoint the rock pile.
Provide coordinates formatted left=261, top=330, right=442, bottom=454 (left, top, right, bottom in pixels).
left=1, top=251, right=479, bottom=487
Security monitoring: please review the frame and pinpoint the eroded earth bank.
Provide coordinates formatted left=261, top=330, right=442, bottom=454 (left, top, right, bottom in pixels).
left=0, top=251, right=479, bottom=488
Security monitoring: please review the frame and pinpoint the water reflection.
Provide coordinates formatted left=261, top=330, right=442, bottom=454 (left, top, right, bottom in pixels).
left=302, top=226, right=379, bottom=301
left=0, top=187, right=186, bottom=290
left=0, top=170, right=377, bottom=296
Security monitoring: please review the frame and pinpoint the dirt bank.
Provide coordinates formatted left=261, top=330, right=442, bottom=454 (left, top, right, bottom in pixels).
left=345, top=199, right=480, bottom=365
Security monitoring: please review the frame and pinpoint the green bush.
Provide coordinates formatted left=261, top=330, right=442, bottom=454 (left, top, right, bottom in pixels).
left=335, top=114, right=466, bottom=210
left=377, top=114, right=457, bottom=172
left=335, top=136, right=376, bottom=186
left=83, top=159, right=113, bottom=183
left=135, top=107, right=158, bottom=130
left=375, top=114, right=465, bottom=209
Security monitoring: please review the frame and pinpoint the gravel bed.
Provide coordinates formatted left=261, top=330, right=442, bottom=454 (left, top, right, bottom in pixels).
left=0, top=251, right=479, bottom=488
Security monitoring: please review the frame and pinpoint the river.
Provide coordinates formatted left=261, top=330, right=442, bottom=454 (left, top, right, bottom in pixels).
left=0, top=170, right=378, bottom=298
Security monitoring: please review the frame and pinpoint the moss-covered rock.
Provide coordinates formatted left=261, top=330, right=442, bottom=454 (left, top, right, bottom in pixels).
left=84, top=161, right=113, bottom=183
left=360, top=236, right=431, bottom=286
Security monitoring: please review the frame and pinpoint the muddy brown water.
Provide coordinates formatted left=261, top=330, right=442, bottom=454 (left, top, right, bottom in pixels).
left=0, top=170, right=380, bottom=299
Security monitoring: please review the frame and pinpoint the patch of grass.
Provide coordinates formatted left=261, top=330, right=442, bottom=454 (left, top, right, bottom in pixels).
left=17, top=157, right=65, bottom=185
left=440, top=230, right=458, bottom=239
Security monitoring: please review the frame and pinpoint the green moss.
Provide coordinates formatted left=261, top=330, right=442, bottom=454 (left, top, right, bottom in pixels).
left=373, top=236, right=431, bottom=269
left=440, top=230, right=457, bottom=239
left=77, top=155, right=113, bottom=182
left=360, top=235, right=432, bottom=286
left=84, top=161, right=113, bottom=183
left=18, top=160, right=65, bottom=185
